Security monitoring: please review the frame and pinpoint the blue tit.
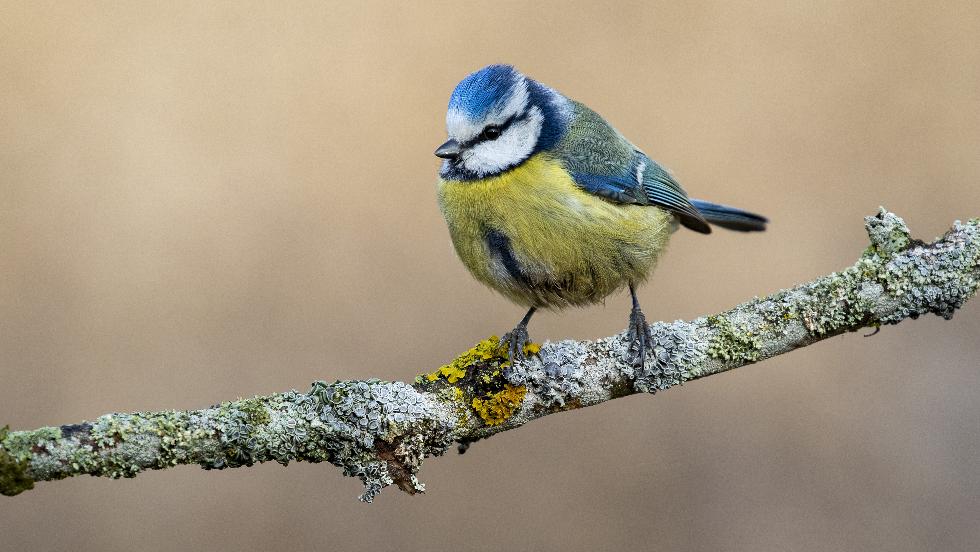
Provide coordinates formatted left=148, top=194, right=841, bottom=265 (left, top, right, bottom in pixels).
left=434, top=64, right=767, bottom=365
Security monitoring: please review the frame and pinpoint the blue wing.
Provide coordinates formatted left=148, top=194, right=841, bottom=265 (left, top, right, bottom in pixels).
left=570, top=153, right=711, bottom=234
left=553, top=101, right=711, bottom=232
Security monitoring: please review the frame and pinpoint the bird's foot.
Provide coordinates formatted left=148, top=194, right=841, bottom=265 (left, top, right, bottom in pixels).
left=626, top=304, right=655, bottom=368
left=500, top=323, right=531, bottom=364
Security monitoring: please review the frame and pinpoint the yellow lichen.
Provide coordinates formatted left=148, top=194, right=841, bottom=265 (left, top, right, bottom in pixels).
left=419, top=337, right=543, bottom=384
left=420, top=337, right=508, bottom=383
left=424, top=363, right=467, bottom=383
left=471, top=384, right=527, bottom=426
left=418, top=337, right=536, bottom=426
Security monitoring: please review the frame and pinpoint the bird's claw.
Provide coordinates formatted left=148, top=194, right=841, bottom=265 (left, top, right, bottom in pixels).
left=501, top=325, right=530, bottom=364
left=626, top=306, right=654, bottom=368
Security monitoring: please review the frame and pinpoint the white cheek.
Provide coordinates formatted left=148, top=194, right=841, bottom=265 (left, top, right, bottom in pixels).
left=461, top=107, right=543, bottom=177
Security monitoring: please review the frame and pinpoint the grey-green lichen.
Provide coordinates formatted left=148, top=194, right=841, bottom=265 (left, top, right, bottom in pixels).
left=633, top=321, right=707, bottom=392
left=706, top=314, right=765, bottom=363
left=866, top=208, right=913, bottom=255
left=874, top=220, right=980, bottom=322
left=505, top=340, right=588, bottom=407
left=2, top=210, right=978, bottom=502
left=700, top=209, right=980, bottom=372
left=506, top=322, right=705, bottom=403
left=1, top=381, right=455, bottom=502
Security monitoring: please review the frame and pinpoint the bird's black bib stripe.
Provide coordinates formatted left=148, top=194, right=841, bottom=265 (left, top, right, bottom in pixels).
left=485, top=228, right=532, bottom=286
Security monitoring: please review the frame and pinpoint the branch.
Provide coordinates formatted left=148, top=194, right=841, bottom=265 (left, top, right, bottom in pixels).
left=2, top=209, right=978, bottom=501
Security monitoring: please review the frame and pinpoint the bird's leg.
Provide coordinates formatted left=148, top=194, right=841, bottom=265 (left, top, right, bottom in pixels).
left=501, top=306, right=536, bottom=363
left=626, top=283, right=655, bottom=368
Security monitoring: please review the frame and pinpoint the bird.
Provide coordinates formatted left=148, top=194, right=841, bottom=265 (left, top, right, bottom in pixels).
left=434, top=64, right=767, bottom=366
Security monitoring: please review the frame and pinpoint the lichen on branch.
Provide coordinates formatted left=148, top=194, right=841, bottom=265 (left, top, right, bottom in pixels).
left=2, top=209, right=978, bottom=501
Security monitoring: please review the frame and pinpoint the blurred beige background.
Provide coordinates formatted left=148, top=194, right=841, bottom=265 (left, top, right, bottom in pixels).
left=2, top=1, right=979, bottom=550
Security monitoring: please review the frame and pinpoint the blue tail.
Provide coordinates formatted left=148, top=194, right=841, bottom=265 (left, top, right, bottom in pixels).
left=690, top=199, right=768, bottom=232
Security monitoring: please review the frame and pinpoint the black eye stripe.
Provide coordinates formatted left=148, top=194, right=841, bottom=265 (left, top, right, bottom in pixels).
left=460, top=113, right=523, bottom=149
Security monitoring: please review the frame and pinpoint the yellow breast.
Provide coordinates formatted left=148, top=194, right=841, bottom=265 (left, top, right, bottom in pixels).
left=437, top=154, right=675, bottom=308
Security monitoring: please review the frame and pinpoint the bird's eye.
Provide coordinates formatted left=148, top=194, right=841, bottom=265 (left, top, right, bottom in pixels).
left=482, top=125, right=502, bottom=141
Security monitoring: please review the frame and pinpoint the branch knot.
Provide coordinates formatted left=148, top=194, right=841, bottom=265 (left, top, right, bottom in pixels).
left=866, top=207, right=912, bottom=255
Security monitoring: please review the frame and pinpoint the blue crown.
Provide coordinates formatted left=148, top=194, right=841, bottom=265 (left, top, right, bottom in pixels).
left=448, top=64, right=523, bottom=120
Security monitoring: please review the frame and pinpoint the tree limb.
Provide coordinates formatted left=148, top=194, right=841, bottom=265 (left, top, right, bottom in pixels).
left=2, top=209, right=978, bottom=501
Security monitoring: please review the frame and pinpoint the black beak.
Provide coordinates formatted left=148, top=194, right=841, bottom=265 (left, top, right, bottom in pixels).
left=434, top=139, right=462, bottom=159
